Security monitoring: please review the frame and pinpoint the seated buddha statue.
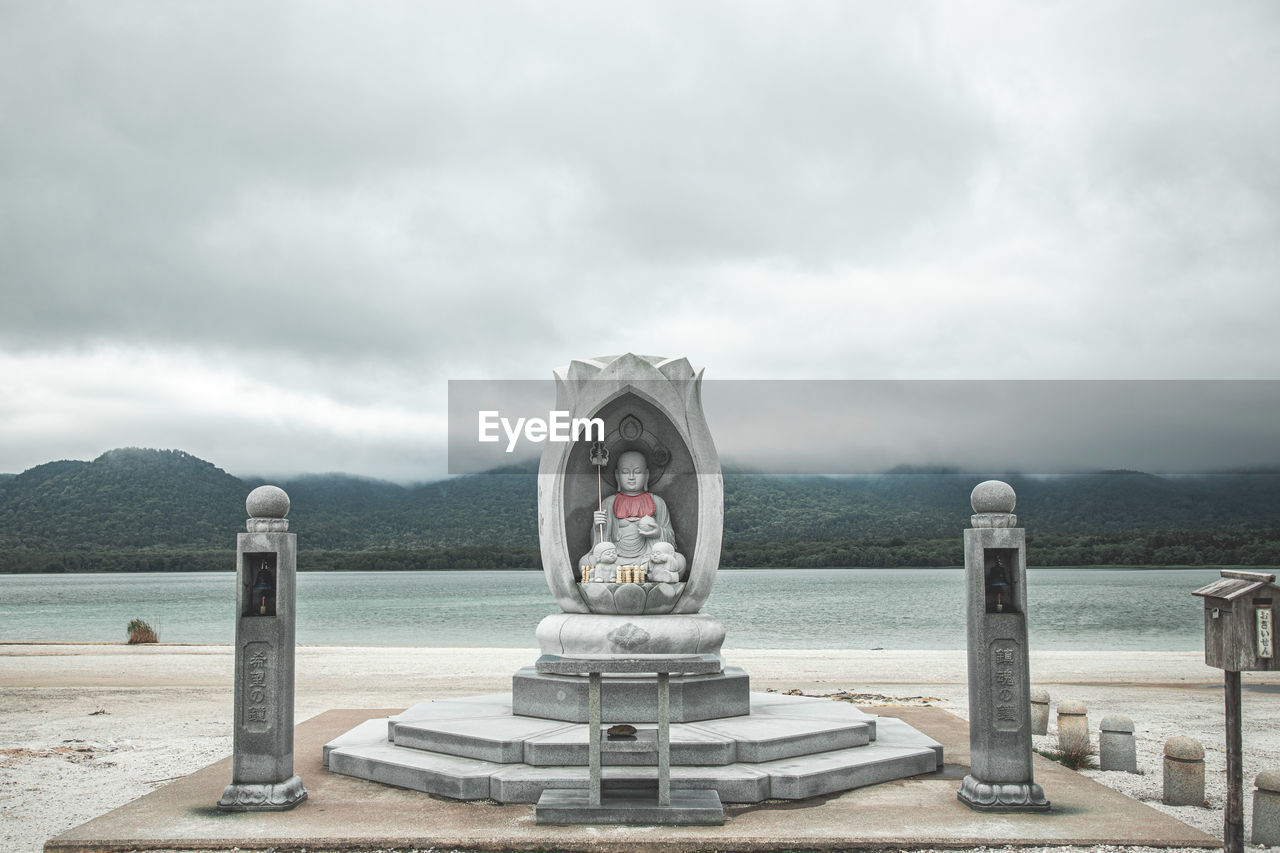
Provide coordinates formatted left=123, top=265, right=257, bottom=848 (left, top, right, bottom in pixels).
left=578, top=450, right=687, bottom=582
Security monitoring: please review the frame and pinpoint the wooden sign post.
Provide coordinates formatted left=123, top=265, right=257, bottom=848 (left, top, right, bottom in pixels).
left=1193, top=569, right=1279, bottom=853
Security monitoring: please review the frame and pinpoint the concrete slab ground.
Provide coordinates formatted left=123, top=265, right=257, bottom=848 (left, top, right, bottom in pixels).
left=45, top=705, right=1218, bottom=853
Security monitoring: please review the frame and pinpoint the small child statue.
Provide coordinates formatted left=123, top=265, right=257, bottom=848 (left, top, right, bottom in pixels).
left=582, top=541, right=619, bottom=583
left=646, top=541, right=683, bottom=583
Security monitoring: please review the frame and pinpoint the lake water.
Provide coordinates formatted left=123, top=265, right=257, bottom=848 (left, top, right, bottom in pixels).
left=0, top=568, right=1220, bottom=650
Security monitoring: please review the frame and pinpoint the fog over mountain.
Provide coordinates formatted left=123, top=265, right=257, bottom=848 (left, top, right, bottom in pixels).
left=3, top=448, right=1278, bottom=572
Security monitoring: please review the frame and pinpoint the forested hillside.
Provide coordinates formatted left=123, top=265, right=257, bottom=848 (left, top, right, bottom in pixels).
left=1, top=448, right=1278, bottom=572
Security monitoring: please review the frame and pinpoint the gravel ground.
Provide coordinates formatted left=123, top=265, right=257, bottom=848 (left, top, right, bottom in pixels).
left=2, top=645, right=1278, bottom=853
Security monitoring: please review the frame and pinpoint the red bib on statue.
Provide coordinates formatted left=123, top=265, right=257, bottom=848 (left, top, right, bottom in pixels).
left=612, top=492, right=656, bottom=519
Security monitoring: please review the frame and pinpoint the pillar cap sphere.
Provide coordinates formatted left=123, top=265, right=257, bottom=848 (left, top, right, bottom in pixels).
left=1164, top=735, right=1204, bottom=760
left=1257, top=769, right=1280, bottom=792
left=246, top=485, right=290, bottom=519
left=971, top=480, right=1017, bottom=514
left=1100, top=714, right=1134, bottom=733
left=1030, top=687, right=1050, bottom=703
left=1057, top=699, right=1087, bottom=716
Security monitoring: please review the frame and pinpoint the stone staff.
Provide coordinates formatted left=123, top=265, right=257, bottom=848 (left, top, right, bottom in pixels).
left=590, top=440, right=609, bottom=547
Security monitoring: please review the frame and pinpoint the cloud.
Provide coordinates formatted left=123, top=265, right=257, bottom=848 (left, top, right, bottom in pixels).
left=0, top=2, right=1277, bottom=478
left=0, top=347, right=447, bottom=480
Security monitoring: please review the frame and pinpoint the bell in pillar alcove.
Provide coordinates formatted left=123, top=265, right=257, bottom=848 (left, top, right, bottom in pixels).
left=987, top=553, right=1012, bottom=614
left=250, top=562, right=276, bottom=617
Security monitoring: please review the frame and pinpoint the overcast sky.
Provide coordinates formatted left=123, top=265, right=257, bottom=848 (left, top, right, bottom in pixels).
left=1, top=2, right=1277, bottom=482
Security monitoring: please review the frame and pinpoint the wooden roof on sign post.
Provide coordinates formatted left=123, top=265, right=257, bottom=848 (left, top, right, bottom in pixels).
left=1193, top=569, right=1277, bottom=601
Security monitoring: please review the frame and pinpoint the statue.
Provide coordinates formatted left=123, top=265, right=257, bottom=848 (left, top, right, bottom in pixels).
left=579, top=450, right=687, bottom=582
left=584, top=540, right=619, bottom=582
left=646, top=542, right=681, bottom=584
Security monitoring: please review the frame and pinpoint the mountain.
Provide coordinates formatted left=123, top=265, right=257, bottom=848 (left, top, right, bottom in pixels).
left=1, top=448, right=1278, bottom=570
left=0, top=449, right=244, bottom=550
left=269, top=468, right=539, bottom=551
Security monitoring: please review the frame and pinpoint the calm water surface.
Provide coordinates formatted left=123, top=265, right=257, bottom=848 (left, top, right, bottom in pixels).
left=0, top=568, right=1218, bottom=650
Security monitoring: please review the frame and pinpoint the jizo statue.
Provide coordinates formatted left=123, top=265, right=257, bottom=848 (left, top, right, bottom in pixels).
left=580, top=450, right=687, bottom=583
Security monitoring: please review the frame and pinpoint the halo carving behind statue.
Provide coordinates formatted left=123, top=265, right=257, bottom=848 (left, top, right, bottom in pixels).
left=599, top=414, right=671, bottom=491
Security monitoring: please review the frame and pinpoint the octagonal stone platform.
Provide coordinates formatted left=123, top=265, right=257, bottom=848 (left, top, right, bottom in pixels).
left=512, top=664, right=751, bottom=722
left=324, top=691, right=943, bottom=804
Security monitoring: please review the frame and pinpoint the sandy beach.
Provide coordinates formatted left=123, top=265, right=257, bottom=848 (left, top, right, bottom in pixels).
left=3, top=644, right=1278, bottom=853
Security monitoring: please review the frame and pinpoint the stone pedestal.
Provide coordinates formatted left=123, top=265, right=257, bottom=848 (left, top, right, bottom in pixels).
left=324, top=689, right=944, bottom=804
left=536, top=613, right=726, bottom=659
left=527, top=611, right=742, bottom=722
left=512, top=666, right=750, bottom=723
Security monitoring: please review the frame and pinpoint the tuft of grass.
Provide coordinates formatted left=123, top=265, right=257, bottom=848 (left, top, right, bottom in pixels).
left=126, top=618, right=158, bottom=644
left=1034, top=740, right=1097, bottom=770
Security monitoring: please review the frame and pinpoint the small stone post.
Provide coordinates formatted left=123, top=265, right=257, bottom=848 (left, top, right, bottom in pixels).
left=1056, top=700, right=1090, bottom=756
left=1162, top=736, right=1205, bottom=807
left=1029, top=688, right=1050, bottom=736
left=218, top=486, right=307, bottom=811
left=1098, top=714, right=1137, bottom=773
left=958, top=480, right=1049, bottom=812
left=1254, top=770, right=1280, bottom=846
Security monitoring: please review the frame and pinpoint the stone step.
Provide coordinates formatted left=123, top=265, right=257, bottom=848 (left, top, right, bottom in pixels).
left=750, top=692, right=881, bottom=734
left=759, top=742, right=940, bottom=799
left=322, top=717, right=388, bottom=767
left=327, top=735, right=939, bottom=804
left=327, top=740, right=500, bottom=801
left=873, top=716, right=946, bottom=768
left=535, top=786, right=725, bottom=826
left=687, top=714, right=873, bottom=762
left=392, top=716, right=575, bottom=763
left=524, top=716, right=872, bottom=766
left=489, top=759, right=772, bottom=804
left=388, top=709, right=872, bottom=767
left=323, top=691, right=945, bottom=804
left=524, top=722, right=736, bottom=766
left=387, top=694, right=515, bottom=742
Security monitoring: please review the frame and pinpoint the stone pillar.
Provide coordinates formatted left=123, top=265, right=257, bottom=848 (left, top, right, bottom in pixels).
left=218, top=486, right=307, bottom=811
left=958, top=480, right=1049, bottom=812
left=1056, top=700, right=1090, bottom=756
left=1098, top=714, right=1137, bottom=772
left=1029, top=688, right=1050, bottom=736
left=1254, top=770, right=1280, bottom=846
left=1163, top=736, right=1205, bottom=807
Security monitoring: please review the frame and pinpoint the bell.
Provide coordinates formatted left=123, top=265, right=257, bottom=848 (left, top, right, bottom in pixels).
left=988, top=555, right=1012, bottom=612
left=251, top=566, right=274, bottom=616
